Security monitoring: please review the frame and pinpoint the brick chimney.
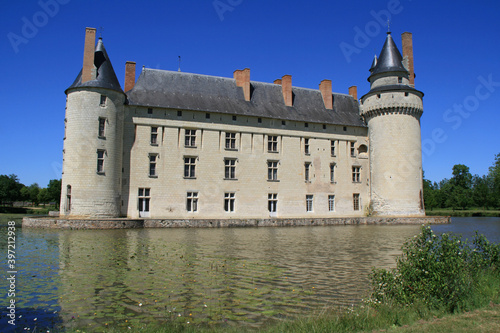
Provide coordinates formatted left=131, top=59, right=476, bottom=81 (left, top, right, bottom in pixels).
left=233, top=68, right=251, bottom=101
left=401, top=32, right=415, bottom=87
left=349, top=86, right=358, bottom=101
left=273, top=79, right=282, bottom=85
left=319, top=80, right=333, bottom=109
left=124, top=61, right=136, bottom=92
left=281, top=75, right=293, bottom=107
left=82, top=27, right=96, bottom=83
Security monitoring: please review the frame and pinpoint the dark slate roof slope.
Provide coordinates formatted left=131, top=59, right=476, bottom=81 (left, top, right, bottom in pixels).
left=127, top=69, right=365, bottom=127
left=66, top=38, right=123, bottom=94
left=369, top=32, right=408, bottom=79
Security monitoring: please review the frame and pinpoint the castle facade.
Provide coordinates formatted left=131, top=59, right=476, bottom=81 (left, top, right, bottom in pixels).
left=60, top=27, right=424, bottom=219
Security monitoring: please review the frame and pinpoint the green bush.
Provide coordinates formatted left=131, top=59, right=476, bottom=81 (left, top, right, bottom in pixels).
left=371, top=226, right=500, bottom=312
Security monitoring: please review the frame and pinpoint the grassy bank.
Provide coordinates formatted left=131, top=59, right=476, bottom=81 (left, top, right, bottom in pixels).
left=426, top=208, right=500, bottom=217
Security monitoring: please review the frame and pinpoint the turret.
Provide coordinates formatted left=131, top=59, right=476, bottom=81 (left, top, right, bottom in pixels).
left=60, top=27, right=125, bottom=217
left=361, top=32, right=425, bottom=216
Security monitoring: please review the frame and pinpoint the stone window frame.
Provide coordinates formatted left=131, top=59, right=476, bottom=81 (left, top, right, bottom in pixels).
left=99, top=94, right=107, bottom=107
left=96, top=149, right=106, bottom=174
left=304, top=138, right=310, bottom=155
left=98, top=117, right=106, bottom=138
left=352, top=166, right=361, bottom=183
left=306, top=194, right=314, bottom=212
left=224, top=192, right=235, bottom=212
left=331, top=140, right=336, bottom=157
left=304, top=162, right=311, bottom=183
left=184, top=156, right=197, bottom=179
left=150, top=126, right=159, bottom=146
left=224, top=158, right=237, bottom=180
left=149, top=153, right=158, bottom=178
left=328, top=194, right=335, bottom=212
left=330, top=163, right=336, bottom=184
left=184, top=129, right=197, bottom=148
left=225, top=132, right=237, bottom=150
left=267, top=135, right=279, bottom=153
left=353, top=193, right=360, bottom=211
left=186, top=192, right=199, bottom=212
left=267, top=160, right=279, bottom=181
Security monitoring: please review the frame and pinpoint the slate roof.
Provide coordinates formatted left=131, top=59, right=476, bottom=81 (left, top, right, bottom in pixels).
left=66, top=38, right=123, bottom=94
left=127, top=69, right=366, bottom=127
left=369, top=32, right=408, bottom=79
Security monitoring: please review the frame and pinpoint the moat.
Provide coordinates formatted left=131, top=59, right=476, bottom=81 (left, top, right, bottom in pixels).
left=2, top=216, right=499, bottom=331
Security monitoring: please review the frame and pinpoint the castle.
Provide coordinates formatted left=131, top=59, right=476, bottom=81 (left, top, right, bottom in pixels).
left=59, top=27, right=424, bottom=220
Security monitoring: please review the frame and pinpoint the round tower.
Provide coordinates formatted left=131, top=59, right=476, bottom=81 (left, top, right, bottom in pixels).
left=360, top=32, right=425, bottom=216
left=60, top=28, right=125, bottom=217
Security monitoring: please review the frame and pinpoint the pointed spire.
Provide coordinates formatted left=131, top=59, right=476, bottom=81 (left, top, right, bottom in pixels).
left=67, top=37, right=123, bottom=94
left=369, top=32, right=408, bottom=78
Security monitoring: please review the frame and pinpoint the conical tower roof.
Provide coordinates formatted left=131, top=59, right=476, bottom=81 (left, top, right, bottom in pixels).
left=66, top=38, right=123, bottom=94
left=368, top=32, right=408, bottom=79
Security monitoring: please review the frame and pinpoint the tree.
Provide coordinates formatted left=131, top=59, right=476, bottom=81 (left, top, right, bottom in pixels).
left=423, top=178, right=438, bottom=211
left=21, top=183, right=41, bottom=206
left=47, top=179, right=61, bottom=209
left=447, top=164, right=473, bottom=210
left=37, top=188, right=51, bottom=207
left=488, top=153, right=500, bottom=208
left=472, top=175, right=493, bottom=209
left=0, top=174, right=24, bottom=205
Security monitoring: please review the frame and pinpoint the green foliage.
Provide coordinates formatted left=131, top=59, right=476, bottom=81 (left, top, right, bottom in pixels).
left=371, top=226, right=500, bottom=313
left=0, top=174, right=23, bottom=205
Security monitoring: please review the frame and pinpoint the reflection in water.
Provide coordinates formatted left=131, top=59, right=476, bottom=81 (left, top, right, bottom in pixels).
left=52, top=225, right=423, bottom=330
left=6, top=218, right=500, bottom=331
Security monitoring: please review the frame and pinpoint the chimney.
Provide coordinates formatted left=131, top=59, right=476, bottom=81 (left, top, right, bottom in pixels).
left=281, top=75, right=293, bottom=107
left=233, top=68, right=251, bottom=101
left=349, top=86, right=358, bottom=101
left=82, top=27, right=96, bottom=83
left=319, top=80, right=333, bottom=109
left=273, top=79, right=282, bottom=85
left=401, top=32, right=415, bottom=87
left=124, top=61, right=136, bottom=92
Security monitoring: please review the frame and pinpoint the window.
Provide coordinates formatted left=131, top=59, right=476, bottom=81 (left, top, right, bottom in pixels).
left=184, top=157, right=196, bottom=178
left=258, top=118, right=262, bottom=123
left=149, top=154, right=158, bottom=177
left=304, top=138, right=310, bottom=155
left=148, top=127, right=158, bottom=145
left=186, top=192, right=198, bottom=212
left=328, top=195, right=335, bottom=212
left=97, top=150, right=105, bottom=174
left=224, top=193, right=235, bottom=212
left=100, top=95, right=106, bottom=106
left=353, top=193, right=360, bottom=211
left=224, top=158, right=236, bottom=180
left=331, top=140, right=336, bottom=156
left=98, top=118, right=106, bottom=138
left=206, top=113, right=210, bottom=119
left=267, top=161, right=278, bottom=181
left=148, top=108, right=153, bottom=114
left=177, top=110, right=182, bottom=117
left=352, top=166, right=361, bottom=183
left=282, top=121, right=286, bottom=126
left=306, top=195, right=313, bottom=212
left=232, top=115, right=237, bottom=121
left=138, top=188, right=150, bottom=217
left=305, top=122, right=309, bottom=128
left=66, top=185, right=71, bottom=212
left=225, top=132, right=237, bottom=150
left=268, top=193, right=277, bottom=213
left=330, top=163, right=336, bottom=183
left=185, top=129, right=196, bottom=147
left=305, top=162, right=311, bottom=182
left=398, top=77, right=403, bottom=83
left=350, top=142, right=356, bottom=157
left=268, top=135, right=278, bottom=152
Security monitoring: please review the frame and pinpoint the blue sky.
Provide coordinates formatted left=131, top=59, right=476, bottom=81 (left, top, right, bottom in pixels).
left=1, top=0, right=499, bottom=187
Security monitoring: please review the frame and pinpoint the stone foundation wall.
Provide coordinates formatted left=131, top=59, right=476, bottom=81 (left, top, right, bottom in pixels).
left=23, top=216, right=450, bottom=229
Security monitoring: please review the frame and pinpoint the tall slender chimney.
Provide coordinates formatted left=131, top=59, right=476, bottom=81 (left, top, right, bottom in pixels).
left=281, top=75, right=293, bottom=107
left=349, top=86, right=358, bottom=101
left=233, top=68, right=251, bottom=101
left=319, top=80, right=333, bottom=109
left=124, top=61, right=136, bottom=92
left=401, top=32, right=415, bottom=87
left=82, top=27, right=96, bottom=83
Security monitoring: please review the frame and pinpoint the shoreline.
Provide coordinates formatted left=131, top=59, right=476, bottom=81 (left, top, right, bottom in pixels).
left=22, top=215, right=450, bottom=229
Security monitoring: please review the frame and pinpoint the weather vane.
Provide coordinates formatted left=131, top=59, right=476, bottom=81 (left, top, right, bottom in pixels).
left=387, top=19, right=391, bottom=33
left=178, top=56, right=181, bottom=72
left=99, top=27, right=104, bottom=38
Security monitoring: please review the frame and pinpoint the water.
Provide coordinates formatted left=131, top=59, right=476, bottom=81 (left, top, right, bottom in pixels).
left=1, top=216, right=499, bottom=331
